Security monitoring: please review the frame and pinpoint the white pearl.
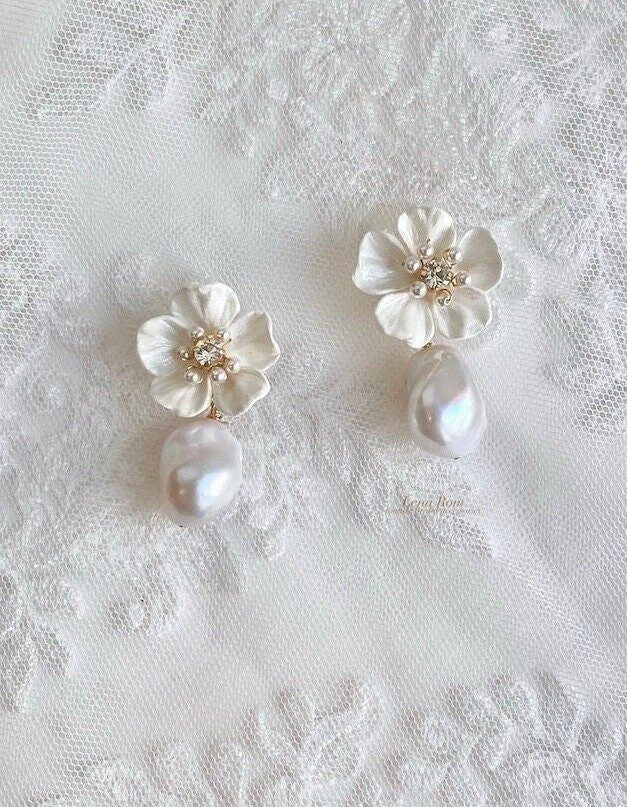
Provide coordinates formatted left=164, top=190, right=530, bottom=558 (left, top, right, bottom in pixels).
left=177, top=346, right=191, bottom=360
left=159, top=420, right=242, bottom=525
left=411, top=281, right=428, bottom=298
left=184, top=367, right=203, bottom=384
left=405, top=345, right=486, bottom=459
left=456, top=270, right=471, bottom=286
left=448, top=247, right=463, bottom=264
left=405, top=256, right=421, bottom=273
left=211, top=366, right=228, bottom=383
left=189, top=326, right=205, bottom=340
left=226, top=358, right=241, bottom=374
left=419, top=242, right=435, bottom=258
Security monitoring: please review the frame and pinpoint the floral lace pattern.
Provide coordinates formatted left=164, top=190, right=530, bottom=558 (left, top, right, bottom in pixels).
left=380, top=672, right=626, bottom=806
left=33, top=679, right=381, bottom=805
left=30, top=673, right=627, bottom=806
left=29, top=0, right=216, bottom=116
left=541, top=262, right=627, bottom=437
left=0, top=572, right=78, bottom=711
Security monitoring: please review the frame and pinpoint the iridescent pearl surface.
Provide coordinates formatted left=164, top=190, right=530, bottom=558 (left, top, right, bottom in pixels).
left=405, top=345, right=486, bottom=459
left=159, top=420, right=242, bottom=525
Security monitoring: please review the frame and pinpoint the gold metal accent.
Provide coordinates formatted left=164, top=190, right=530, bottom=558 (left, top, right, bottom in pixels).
left=435, top=288, right=452, bottom=306
left=206, top=404, right=224, bottom=421
left=451, top=270, right=468, bottom=287
left=188, top=330, right=233, bottom=370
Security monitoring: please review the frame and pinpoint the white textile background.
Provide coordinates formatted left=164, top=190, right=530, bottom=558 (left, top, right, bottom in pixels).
left=0, top=0, right=626, bottom=804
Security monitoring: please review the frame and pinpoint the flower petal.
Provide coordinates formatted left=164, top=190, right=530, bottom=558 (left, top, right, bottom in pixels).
left=137, top=315, right=189, bottom=376
left=151, top=368, right=212, bottom=418
left=398, top=208, right=456, bottom=256
left=228, top=312, right=280, bottom=372
left=431, top=287, right=492, bottom=340
left=375, top=292, right=435, bottom=349
left=457, top=228, right=503, bottom=292
left=212, top=368, right=270, bottom=417
left=170, top=283, right=240, bottom=332
left=353, top=230, right=409, bottom=295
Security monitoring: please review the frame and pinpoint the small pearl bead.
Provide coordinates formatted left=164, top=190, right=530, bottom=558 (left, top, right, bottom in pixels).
left=419, top=242, right=435, bottom=259
left=411, top=281, right=428, bottom=298
left=457, top=271, right=471, bottom=286
left=448, top=248, right=463, bottom=264
left=215, top=328, right=229, bottom=339
left=405, top=256, right=420, bottom=273
left=211, top=366, right=228, bottom=383
left=184, top=367, right=203, bottom=384
left=189, top=326, right=205, bottom=340
left=226, top=359, right=241, bottom=374
left=177, top=346, right=191, bottom=360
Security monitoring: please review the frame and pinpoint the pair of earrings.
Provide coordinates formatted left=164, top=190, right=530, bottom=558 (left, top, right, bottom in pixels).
left=137, top=207, right=502, bottom=525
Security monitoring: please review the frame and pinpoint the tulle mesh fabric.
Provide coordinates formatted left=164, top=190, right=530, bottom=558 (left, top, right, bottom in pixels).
left=0, top=0, right=626, bottom=804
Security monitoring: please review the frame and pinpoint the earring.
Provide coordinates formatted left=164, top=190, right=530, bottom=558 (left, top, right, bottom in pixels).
left=137, top=282, right=280, bottom=525
left=353, top=207, right=502, bottom=459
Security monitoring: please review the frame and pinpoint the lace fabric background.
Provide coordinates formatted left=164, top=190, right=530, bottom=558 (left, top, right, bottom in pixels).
left=0, top=0, right=626, bottom=804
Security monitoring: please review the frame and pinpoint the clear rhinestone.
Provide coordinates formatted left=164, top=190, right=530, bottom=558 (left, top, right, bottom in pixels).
left=193, top=339, right=224, bottom=367
left=422, top=260, right=451, bottom=290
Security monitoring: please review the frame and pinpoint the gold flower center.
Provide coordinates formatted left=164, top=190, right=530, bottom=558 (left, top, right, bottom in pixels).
left=176, top=329, right=236, bottom=382
left=421, top=259, right=454, bottom=290
left=405, top=245, right=468, bottom=305
left=193, top=337, right=226, bottom=367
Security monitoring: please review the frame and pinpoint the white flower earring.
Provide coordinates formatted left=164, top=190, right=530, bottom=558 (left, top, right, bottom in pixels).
left=353, top=207, right=502, bottom=459
left=137, top=282, right=280, bottom=524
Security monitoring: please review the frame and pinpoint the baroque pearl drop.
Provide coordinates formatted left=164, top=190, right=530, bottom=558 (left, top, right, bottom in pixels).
left=405, top=345, right=486, bottom=459
left=159, top=420, right=242, bottom=525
